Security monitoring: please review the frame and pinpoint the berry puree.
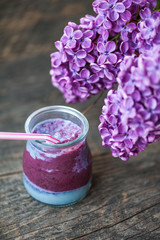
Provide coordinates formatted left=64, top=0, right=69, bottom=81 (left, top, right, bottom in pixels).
left=23, top=118, right=92, bottom=193
left=33, top=118, right=82, bottom=144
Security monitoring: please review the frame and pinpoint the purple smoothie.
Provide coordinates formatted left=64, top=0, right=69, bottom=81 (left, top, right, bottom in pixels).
left=23, top=118, right=92, bottom=192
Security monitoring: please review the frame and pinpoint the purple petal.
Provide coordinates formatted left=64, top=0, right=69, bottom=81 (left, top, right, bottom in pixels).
left=99, top=127, right=109, bottom=135
left=97, top=55, right=107, bottom=65
left=55, top=41, right=63, bottom=51
left=109, top=0, right=117, bottom=5
left=121, top=30, right=129, bottom=42
left=73, top=30, right=83, bottom=39
left=51, top=56, right=61, bottom=67
left=140, top=7, right=151, bottom=19
left=69, top=62, right=80, bottom=72
left=123, top=0, right=132, bottom=8
left=107, top=53, right=117, bottom=64
left=127, top=22, right=137, bottom=32
left=91, top=64, right=100, bottom=73
left=121, top=10, right=131, bottom=22
left=67, top=39, right=76, bottom=48
left=95, top=15, right=103, bottom=27
left=104, top=69, right=114, bottom=81
left=97, top=42, right=105, bottom=53
left=81, top=69, right=90, bottom=79
left=118, top=123, right=128, bottom=133
left=102, top=30, right=109, bottom=40
left=84, top=30, right=94, bottom=38
left=124, top=83, right=135, bottom=94
left=88, top=74, right=99, bottom=83
left=68, top=21, right=78, bottom=29
left=120, top=41, right=129, bottom=53
left=103, top=19, right=112, bottom=29
left=136, top=126, right=145, bottom=136
left=61, top=52, right=67, bottom=63
left=112, top=22, right=121, bottom=32
left=129, top=108, right=136, bottom=118
left=65, top=48, right=74, bottom=56
left=132, top=90, right=141, bottom=101
left=108, top=115, right=117, bottom=126
left=109, top=10, right=119, bottom=21
left=106, top=41, right=116, bottom=52
left=64, top=26, right=73, bottom=37
left=146, top=98, right=157, bottom=109
left=115, top=3, right=125, bottom=13
left=125, top=96, right=134, bottom=108
left=79, top=86, right=89, bottom=93
left=124, top=139, right=133, bottom=149
left=90, top=88, right=99, bottom=94
left=77, top=50, right=87, bottom=59
left=82, top=38, right=92, bottom=48
left=59, top=77, right=68, bottom=87
left=60, top=35, right=68, bottom=45
left=75, top=58, right=86, bottom=67
left=113, top=134, right=125, bottom=141
left=109, top=103, right=119, bottom=115
left=98, top=2, right=109, bottom=10
left=86, top=54, right=95, bottom=63
left=128, top=129, right=138, bottom=141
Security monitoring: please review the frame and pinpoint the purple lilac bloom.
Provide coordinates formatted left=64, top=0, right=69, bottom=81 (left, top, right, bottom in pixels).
left=135, top=10, right=160, bottom=52
left=92, top=0, right=156, bottom=35
left=50, top=19, right=112, bottom=103
left=97, top=41, right=117, bottom=65
left=116, top=20, right=137, bottom=42
left=50, top=0, right=157, bottom=103
left=99, top=44, right=160, bottom=161
left=50, top=0, right=160, bottom=161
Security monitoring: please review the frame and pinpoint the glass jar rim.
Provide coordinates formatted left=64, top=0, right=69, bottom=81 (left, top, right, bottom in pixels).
left=24, top=105, right=89, bottom=148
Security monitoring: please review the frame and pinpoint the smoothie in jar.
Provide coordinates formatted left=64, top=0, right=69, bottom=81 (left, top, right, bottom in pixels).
left=23, top=106, right=92, bottom=206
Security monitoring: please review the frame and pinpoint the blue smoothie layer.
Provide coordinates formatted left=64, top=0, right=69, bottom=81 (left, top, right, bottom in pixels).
left=23, top=173, right=91, bottom=206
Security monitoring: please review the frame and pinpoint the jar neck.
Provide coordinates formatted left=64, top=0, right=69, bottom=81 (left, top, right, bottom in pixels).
left=25, top=106, right=89, bottom=150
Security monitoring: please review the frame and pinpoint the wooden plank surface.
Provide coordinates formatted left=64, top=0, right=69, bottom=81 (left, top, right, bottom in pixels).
left=0, top=0, right=160, bottom=239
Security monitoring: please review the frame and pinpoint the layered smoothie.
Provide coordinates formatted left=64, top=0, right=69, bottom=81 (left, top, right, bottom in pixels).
left=23, top=117, right=92, bottom=206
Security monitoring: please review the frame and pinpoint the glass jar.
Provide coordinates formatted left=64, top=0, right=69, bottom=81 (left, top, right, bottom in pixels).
left=23, top=106, right=92, bottom=206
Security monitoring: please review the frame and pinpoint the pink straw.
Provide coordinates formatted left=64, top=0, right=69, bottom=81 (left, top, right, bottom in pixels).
left=0, top=132, right=59, bottom=144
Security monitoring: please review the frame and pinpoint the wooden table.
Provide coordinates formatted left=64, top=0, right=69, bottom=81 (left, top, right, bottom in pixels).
left=0, top=1, right=160, bottom=239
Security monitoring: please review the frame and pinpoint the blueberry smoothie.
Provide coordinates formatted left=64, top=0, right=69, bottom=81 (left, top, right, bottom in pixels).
left=23, top=109, right=92, bottom=206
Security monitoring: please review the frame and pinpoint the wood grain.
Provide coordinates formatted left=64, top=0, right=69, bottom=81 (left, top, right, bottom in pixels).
left=0, top=0, right=160, bottom=239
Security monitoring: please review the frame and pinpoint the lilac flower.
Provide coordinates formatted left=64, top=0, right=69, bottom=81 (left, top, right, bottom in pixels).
left=135, top=10, right=160, bottom=51
left=79, top=30, right=94, bottom=49
left=122, top=22, right=137, bottom=42
left=61, top=26, right=82, bottom=49
left=99, top=44, right=160, bottom=161
left=74, top=68, right=99, bottom=89
left=139, top=7, right=151, bottom=19
left=79, top=15, right=96, bottom=30
left=95, top=9, right=112, bottom=30
left=97, top=41, right=117, bottom=65
left=97, top=30, right=109, bottom=45
left=50, top=0, right=160, bottom=161
left=91, top=63, right=116, bottom=89
left=65, top=49, right=87, bottom=67
left=92, top=0, right=103, bottom=14
left=98, top=0, right=126, bottom=21
left=119, top=96, right=136, bottom=123
left=117, top=42, right=129, bottom=60
left=54, top=41, right=67, bottom=63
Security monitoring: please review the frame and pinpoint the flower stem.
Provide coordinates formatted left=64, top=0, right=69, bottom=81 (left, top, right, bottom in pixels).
left=82, top=91, right=104, bottom=115
left=110, top=33, right=120, bottom=42
left=154, top=0, right=160, bottom=10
